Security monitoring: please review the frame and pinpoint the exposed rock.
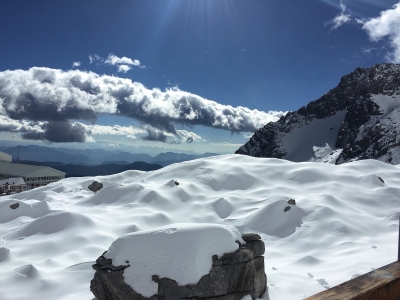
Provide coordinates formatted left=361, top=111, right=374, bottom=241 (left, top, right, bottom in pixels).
left=9, top=203, right=19, bottom=209
left=378, top=177, right=385, bottom=184
left=287, top=199, right=296, bottom=205
left=90, top=234, right=266, bottom=300
left=241, top=233, right=261, bottom=243
left=88, top=181, right=103, bottom=193
left=284, top=206, right=291, bottom=212
left=174, top=181, right=179, bottom=186
left=235, top=63, right=400, bottom=165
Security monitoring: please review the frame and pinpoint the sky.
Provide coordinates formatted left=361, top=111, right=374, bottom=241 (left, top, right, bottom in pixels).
left=0, top=0, right=400, bottom=155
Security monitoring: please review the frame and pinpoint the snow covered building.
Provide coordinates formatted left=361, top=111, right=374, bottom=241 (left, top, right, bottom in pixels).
left=0, top=160, right=66, bottom=188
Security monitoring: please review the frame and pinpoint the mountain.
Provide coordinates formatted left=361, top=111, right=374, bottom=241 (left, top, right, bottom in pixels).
left=18, top=160, right=163, bottom=177
left=236, top=63, right=400, bottom=165
left=1, top=145, right=218, bottom=166
left=4, top=145, right=93, bottom=165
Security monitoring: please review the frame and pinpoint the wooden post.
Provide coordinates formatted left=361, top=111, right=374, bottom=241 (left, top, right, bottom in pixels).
left=398, top=213, right=400, bottom=262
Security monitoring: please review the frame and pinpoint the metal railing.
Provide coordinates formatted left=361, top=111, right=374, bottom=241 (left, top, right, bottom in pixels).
left=0, top=184, right=28, bottom=195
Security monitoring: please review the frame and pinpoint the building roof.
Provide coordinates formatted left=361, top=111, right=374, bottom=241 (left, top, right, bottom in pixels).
left=0, top=161, right=65, bottom=177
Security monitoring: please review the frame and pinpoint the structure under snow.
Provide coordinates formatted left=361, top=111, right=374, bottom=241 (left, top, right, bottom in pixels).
left=104, top=223, right=243, bottom=297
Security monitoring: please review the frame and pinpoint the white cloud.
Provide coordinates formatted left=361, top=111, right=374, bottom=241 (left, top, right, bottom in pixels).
left=210, top=142, right=244, bottom=147
left=89, top=54, right=102, bottom=64
left=242, top=133, right=253, bottom=139
left=105, top=54, right=144, bottom=73
left=76, top=122, right=204, bottom=144
left=105, top=54, right=141, bottom=67
left=0, top=67, right=286, bottom=143
left=90, top=53, right=144, bottom=73
left=72, top=61, right=81, bottom=68
left=82, top=124, right=146, bottom=136
left=361, top=47, right=378, bottom=54
left=362, top=2, right=400, bottom=63
left=326, top=1, right=351, bottom=30
left=175, top=130, right=204, bottom=143
left=0, top=116, right=44, bottom=133
left=117, top=65, right=131, bottom=73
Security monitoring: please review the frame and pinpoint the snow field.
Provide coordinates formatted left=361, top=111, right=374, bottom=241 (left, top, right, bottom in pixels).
left=0, top=154, right=400, bottom=299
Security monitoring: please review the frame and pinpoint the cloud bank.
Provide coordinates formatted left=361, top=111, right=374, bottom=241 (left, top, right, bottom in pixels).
left=0, top=67, right=285, bottom=143
left=362, top=2, right=400, bottom=63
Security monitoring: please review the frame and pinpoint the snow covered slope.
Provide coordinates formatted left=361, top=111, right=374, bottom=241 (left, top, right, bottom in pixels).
left=236, top=63, right=400, bottom=164
left=0, top=154, right=400, bottom=299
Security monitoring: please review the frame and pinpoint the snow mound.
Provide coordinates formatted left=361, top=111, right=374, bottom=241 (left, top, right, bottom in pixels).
left=104, top=223, right=243, bottom=297
left=244, top=196, right=306, bottom=238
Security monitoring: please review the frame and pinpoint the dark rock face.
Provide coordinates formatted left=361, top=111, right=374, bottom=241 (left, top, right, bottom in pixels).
left=90, top=235, right=266, bottom=300
left=235, top=63, right=400, bottom=165
left=287, top=199, right=296, bottom=205
left=88, top=181, right=103, bottom=193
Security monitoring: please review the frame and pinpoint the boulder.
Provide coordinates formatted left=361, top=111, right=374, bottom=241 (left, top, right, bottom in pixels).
left=10, top=203, right=19, bottom=209
left=287, top=199, right=296, bottom=205
left=88, top=181, right=103, bottom=193
left=90, top=234, right=266, bottom=300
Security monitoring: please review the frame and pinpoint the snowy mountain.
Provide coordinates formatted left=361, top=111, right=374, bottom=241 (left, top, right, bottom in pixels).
left=236, top=63, right=400, bottom=164
left=1, top=154, right=400, bottom=299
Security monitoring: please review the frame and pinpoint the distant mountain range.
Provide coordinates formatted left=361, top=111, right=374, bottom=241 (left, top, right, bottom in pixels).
left=0, top=145, right=219, bottom=176
left=236, top=63, right=400, bottom=165
left=18, top=160, right=163, bottom=177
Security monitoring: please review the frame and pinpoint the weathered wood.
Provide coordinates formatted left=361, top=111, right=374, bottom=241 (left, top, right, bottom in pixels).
left=305, top=261, right=400, bottom=300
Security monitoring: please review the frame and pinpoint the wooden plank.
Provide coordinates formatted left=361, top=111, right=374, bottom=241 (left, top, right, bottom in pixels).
left=305, top=261, right=400, bottom=300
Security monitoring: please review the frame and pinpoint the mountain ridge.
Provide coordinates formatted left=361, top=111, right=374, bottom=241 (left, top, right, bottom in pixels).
left=1, top=145, right=219, bottom=166
left=236, top=63, right=400, bottom=164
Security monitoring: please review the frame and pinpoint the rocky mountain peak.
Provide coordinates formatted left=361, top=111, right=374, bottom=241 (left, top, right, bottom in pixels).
left=235, top=63, right=400, bottom=164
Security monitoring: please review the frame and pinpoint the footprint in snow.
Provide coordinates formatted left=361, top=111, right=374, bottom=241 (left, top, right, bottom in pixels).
left=317, top=278, right=330, bottom=289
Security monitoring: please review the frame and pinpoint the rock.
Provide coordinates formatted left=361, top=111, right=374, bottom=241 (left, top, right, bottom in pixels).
left=90, top=234, right=266, bottom=300
left=241, top=233, right=261, bottom=242
left=174, top=181, right=179, bottom=186
left=287, top=199, right=296, bottom=205
left=235, top=63, right=400, bottom=165
left=378, top=177, right=385, bottom=184
left=10, top=203, right=19, bottom=209
left=88, top=181, right=103, bottom=193
left=284, top=206, right=291, bottom=212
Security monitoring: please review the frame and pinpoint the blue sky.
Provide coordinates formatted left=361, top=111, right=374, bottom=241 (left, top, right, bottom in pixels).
left=0, top=0, right=399, bottom=155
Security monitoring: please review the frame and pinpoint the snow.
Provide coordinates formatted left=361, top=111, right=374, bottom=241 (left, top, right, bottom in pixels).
left=0, top=177, right=26, bottom=185
left=369, top=94, right=400, bottom=164
left=281, top=110, right=347, bottom=163
left=104, top=223, right=243, bottom=297
left=0, top=154, right=400, bottom=299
